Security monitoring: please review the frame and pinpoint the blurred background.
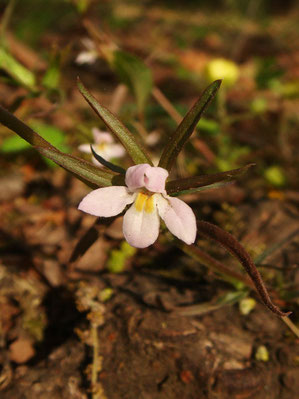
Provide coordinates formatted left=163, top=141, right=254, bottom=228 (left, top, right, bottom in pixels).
left=0, top=1, right=298, bottom=398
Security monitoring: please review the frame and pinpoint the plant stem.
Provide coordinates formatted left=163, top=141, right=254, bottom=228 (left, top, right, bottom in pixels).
left=91, top=324, right=99, bottom=399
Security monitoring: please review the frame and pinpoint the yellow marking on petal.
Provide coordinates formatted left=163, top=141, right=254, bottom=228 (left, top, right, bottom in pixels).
left=145, top=195, right=155, bottom=213
left=95, top=143, right=107, bottom=151
left=135, top=192, right=148, bottom=212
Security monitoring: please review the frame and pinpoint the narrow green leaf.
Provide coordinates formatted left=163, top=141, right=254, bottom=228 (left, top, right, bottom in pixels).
left=159, top=80, right=221, bottom=171
left=36, top=146, right=124, bottom=187
left=77, top=79, right=152, bottom=166
left=0, top=120, right=69, bottom=153
left=176, top=291, right=248, bottom=316
left=0, top=105, right=118, bottom=187
left=0, top=105, right=53, bottom=148
left=113, top=50, right=153, bottom=114
left=0, top=48, right=36, bottom=90
left=166, top=164, right=254, bottom=195
left=169, top=181, right=233, bottom=197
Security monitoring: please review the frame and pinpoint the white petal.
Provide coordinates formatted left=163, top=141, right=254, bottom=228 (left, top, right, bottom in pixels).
left=123, top=198, right=160, bottom=248
left=102, top=144, right=126, bottom=160
left=78, top=186, right=135, bottom=217
left=75, top=51, right=97, bottom=65
left=157, top=195, right=197, bottom=244
left=78, top=143, right=92, bottom=153
left=92, top=128, right=114, bottom=144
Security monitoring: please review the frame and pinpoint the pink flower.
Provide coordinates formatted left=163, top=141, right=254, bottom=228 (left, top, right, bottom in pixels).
left=78, top=128, right=126, bottom=166
left=78, top=164, right=197, bottom=248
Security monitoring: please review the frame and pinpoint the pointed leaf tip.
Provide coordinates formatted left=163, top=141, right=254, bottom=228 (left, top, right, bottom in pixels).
left=90, top=145, right=126, bottom=174
left=166, top=163, right=255, bottom=195
left=36, top=146, right=123, bottom=188
left=197, top=221, right=291, bottom=318
left=158, top=80, right=222, bottom=171
left=77, top=78, right=152, bottom=166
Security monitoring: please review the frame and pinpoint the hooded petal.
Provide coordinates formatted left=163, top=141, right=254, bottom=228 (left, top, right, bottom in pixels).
left=125, top=164, right=151, bottom=191
left=157, top=196, right=197, bottom=244
left=143, top=166, right=168, bottom=193
left=92, top=128, right=114, bottom=144
left=125, top=164, right=168, bottom=193
left=123, top=195, right=160, bottom=248
left=78, top=186, right=135, bottom=217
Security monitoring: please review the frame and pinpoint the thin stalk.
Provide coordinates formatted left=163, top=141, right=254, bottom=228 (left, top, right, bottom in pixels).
left=91, top=324, right=99, bottom=399
left=281, top=317, right=299, bottom=339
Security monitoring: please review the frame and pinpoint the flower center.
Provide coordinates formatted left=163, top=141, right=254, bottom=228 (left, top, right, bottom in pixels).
left=135, top=192, right=155, bottom=213
left=94, top=143, right=107, bottom=152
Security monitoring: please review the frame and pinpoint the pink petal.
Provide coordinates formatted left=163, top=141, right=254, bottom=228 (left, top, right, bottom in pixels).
left=78, top=186, right=135, bottom=217
left=92, top=128, right=114, bottom=144
left=123, top=198, right=160, bottom=248
left=125, top=164, right=151, bottom=191
left=144, top=167, right=168, bottom=193
left=125, top=164, right=168, bottom=193
left=157, top=196, right=197, bottom=244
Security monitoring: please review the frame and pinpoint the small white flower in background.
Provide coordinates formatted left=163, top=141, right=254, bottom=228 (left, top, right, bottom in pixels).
left=144, top=131, right=160, bottom=146
left=75, top=38, right=98, bottom=65
left=78, top=164, right=197, bottom=248
left=78, top=128, right=126, bottom=166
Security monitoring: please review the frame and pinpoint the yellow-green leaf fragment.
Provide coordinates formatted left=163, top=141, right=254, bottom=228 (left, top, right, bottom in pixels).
left=113, top=50, right=153, bottom=114
left=0, top=47, right=36, bottom=89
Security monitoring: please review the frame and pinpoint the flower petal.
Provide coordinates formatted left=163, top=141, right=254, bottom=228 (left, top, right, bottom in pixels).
left=92, top=128, right=114, bottom=144
left=123, top=197, right=160, bottom=248
left=76, top=51, right=97, bottom=65
left=144, top=166, right=168, bottom=193
left=78, top=186, right=135, bottom=217
left=125, top=164, right=151, bottom=191
left=103, top=144, right=126, bottom=160
left=125, top=164, right=168, bottom=193
left=78, top=143, right=92, bottom=154
left=157, top=196, right=197, bottom=244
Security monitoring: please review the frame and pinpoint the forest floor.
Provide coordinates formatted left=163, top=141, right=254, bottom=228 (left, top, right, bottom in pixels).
left=0, top=1, right=298, bottom=398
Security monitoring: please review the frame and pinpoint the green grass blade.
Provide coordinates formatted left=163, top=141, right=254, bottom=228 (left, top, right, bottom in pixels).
left=0, top=48, right=36, bottom=90
left=77, top=79, right=152, bottom=165
left=158, top=80, right=221, bottom=171
left=0, top=105, right=53, bottom=148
